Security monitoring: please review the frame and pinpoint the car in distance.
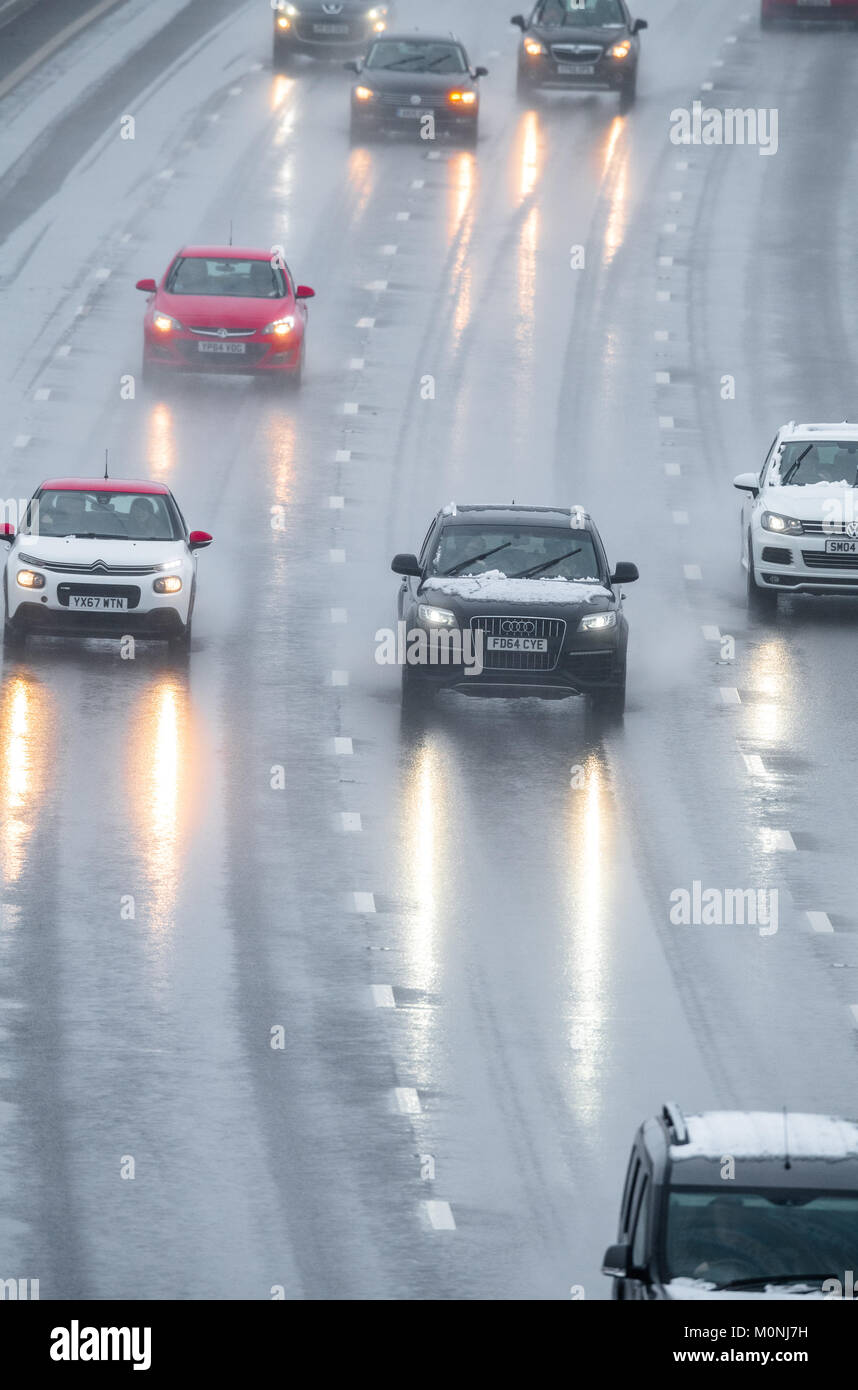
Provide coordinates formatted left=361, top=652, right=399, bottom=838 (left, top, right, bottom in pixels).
left=603, top=1102, right=858, bottom=1300
left=761, top=0, right=858, bottom=28
left=512, top=0, right=647, bottom=108
left=734, top=421, right=858, bottom=613
left=347, top=33, right=487, bottom=145
left=1, top=478, right=212, bottom=651
left=136, top=246, right=314, bottom=388
left=391, top=502, right=638, bottom=715
left=272, top=0, right=393, bottom=65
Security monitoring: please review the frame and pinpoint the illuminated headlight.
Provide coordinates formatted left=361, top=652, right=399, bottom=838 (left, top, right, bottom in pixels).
left=367, top=5, right=387, bottom=16
left=354, top=85, right=374, bottom=101
left=449, top=91, right=477, bottom=104
left=277, top=15, right=291, bottom=28
left=524, top=38, right=546, bottom=56
left=578, top=610, right=617, bottom=632
left=761, top=511, right=802, bottom=535
left=153, top=576, right=183, bottom=594
left=418, top=603, right=456, bottom=627
left=610, top=40, right=632, bottom=59
left=16, top=570, right=45, bottom=589
left=154, top=313, right=183, bottom=334
left=263, top=315, right=296, bottom=337
left=272, top=2, right=298, bottom=13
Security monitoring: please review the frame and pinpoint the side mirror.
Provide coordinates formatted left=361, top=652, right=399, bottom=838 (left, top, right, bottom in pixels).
left=474, top=65, right=489, bottom=78
left=344, top=59, right=361, bottom=72
left=511, top=14, right=527, bottom=31
left=632, top=18, right=648, bottom=33
left=602, top=1243, right=632, bottom=1279
left=189, top=530, right=213, bottom=550
left=296, top=285, right=315, bottom=299
left=611, top=562, right=639, bottom=585
left=136, top=278, right=157, bottom=293
left=733, top=472, right=760, bottom=496
left=0, top=523, right=15, bottom=543
left=391, top=552, right=421, bottom=577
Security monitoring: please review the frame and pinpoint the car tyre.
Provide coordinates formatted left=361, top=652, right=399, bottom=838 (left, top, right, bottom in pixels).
left=273, top=38, right=294, bottom=69
left=350, top=115, right=375, bottom=145
left=588, top=666, right=626, bottom=720
left=516, top=66, right=535, bottom=100
left=619, top=73, right=637, bottom=112
left=747, top=540, right=778, bottom=615
left=167, top=621, right=192, bottom=659
left=142, top=357, right=162, bottom=387
left=3, top=619, right=25, bottom=652
left=461, top=121, right=479, bottom=148
left=401, top=666, right=434, bottom=719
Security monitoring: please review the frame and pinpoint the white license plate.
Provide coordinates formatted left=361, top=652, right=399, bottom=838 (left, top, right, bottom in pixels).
left=68, top=595, right=128, bottom=611
left=487, top=636, right=548, bottom=652
left=557, top=62, right=596, bottom=74
left=198, top=342, right=246, bottom=355
left=314, top=22, right=349, bottom=31
left=396, top=107, right=430, bottom=118
left=824, top=539, right=858, bottom=553
left=798, top=1, right=829, bottom=6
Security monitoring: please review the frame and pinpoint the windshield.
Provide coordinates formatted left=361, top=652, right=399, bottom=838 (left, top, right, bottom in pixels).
left=430, top=524, right=602, bottom=582
left=166, top=257, right=286, bottom=299
left=24, top=490, right=183, bottom=542
left=665, top=1188, right=858, bottom=1291
left=536, top=0, right=626, bottom=27
left=365, top=40, right=467, bottom=73
left=769, top=441, right=858, bottom=488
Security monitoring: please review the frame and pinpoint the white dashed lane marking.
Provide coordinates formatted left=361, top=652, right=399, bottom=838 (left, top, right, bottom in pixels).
left=333, top=737, right=353, bottom=755
left=336, top=449, right=352, bottom=463
left=353, top=892, right=376, bottom=913
left=742, top=753, right=766, bottom=775
left=339, top=812, right=362, bottom=833
left=761, top=828, right=795, bottom=852
left=807, top=912, right=833, bottom=934
left=331, top=670, right=349, bottom=686
left=329, top=549, right=346, bottom=563
left=683, top=564, right=702, bottom=580
left=330, top=607, right=348, bottom=624
left=356, top=317, right=376, bottom=328
left=424, top=1200, right=456, bottom=1230
left=371, top=985, right=395, bottom=1008
left=702, top=625, right=721, bottom=641
left=718, top=687, right=741, bottom=705
left=394, top=1087, right=421, bottom=1114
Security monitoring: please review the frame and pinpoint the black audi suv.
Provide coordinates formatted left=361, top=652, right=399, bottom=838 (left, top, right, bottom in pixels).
left=272, top=0, right=393, bottom=65
left=512, top=0, right=647, bottom=108
left=347, top=33, right=487, bottom=145
left=390, top=503, right=638, bottom=715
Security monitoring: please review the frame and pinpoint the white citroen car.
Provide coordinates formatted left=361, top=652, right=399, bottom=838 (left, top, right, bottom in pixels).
left=1, top=477, right=212, bottom=650
left=734, top=421, right=858, bottom=612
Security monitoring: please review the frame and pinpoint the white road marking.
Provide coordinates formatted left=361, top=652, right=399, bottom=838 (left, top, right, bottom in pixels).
left=330, top=608, right=348, bottom=624
left=742, top=753, right=766, bottom=775
left=343, top=402, right=359, bottom=415
left=336, top=449, right=352, bottom=462
left=120, top=232, right=133, bottom=243
left=656, top=290, right=671, bottom=302
left=13, top=435, right=30, bottom=448
left=424, top=1200, right=456, bottom=1230
left=663, top=223, right=678, bottom=233
left=672, top=510, right=689, bottom=525
left=718, top=687, right=741, bottom=705
left=395, top=211, right=410, bottom=221
left=725, top=34, right=738, bottom=43
left=340, top=812, right=362, bottom=833
left=701, top=81, right=714, bottom=91
left=329, top=549, right=346, bottom=563
left=675, top=161, right=689, bottom=171
left=669, top=191, right=683, bottom=202
left=850, top=1005, right=858, bottom=1027
left=208, top=113, right=220, bottom=122
left=381, top=245, right=398, bottom=255
left=158, top=168, right=174, bottom=180
left=56, top=345, right=71, bottom=358
left=371, top=984, right=395, bottom=1007
left=656, top=371, right=671, bottom=384
left=228, top=86, right=243, bottom=96
left=357, top=317, right=376, bottom=328
left=333, top=737, right=353, bottom=755
left=654, top=330, right=669, bottom=341
left=702, top=625, right=721, bottom=641
left=34, top=388, right=51, bottom=401
left=366, top=280, right=388, bottom=291
left=658, top=256, right=674, bottom=267
left=395, top=1087, right=421, bottom=1114
left=353, top=891, right=376, bottom=913
left=329, top=496, right=345, bottom=509
left=761, top=828, right=795, bottom=851
left=683, top=564, right=702, bottom=580
left=664, top=461, right=681, bottom=476
left=94, top=267, right=111, bottom=281
left=659, top=415, right=675, bottom=429
left=0, top=0, right=128, bottom=103
left=348, top=358, right=365, bottom=370
left=332, top=670, right=349, bottom=686
left=806, top=911, right=833, bottom=934
left=411, top=179, right=425, bottom=188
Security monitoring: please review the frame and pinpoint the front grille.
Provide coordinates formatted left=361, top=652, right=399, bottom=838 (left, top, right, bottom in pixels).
left=470, top=614, right=566, bottom=671
left=57, top=584, right=141, bottom=609
left=177, top=341, right=268, bottom=365
left=20, top=556, right=161, bottom=575
left=802, top=550, right=858, bottom=569
left=373, top=90, right=438, bottom=108
left=800, top=520, right=858, bottom=535
left=189, top=326, right=258, bottom=338
left=551, top=43, right=603, bottom=61
left=762, top=547, right=791, bottom=564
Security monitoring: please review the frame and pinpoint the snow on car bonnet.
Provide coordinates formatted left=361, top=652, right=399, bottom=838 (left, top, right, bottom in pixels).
left=422, top=569, right=610, bottom=604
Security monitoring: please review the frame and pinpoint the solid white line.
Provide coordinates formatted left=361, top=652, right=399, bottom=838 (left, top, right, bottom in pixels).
left=718, top=687, right=741, bottom=705
left=329, top=549, right=346, bottom=563
left=333, top=737, right=353, bottom=755
left=332, top=670, right=349, bottom=686
left=424, top=1200, right=456, bottom=1230
left=395, top=1087, right=421, bottom=1114
left=702, top=625, right=721, bottom=641
left=371, top=984, right=395, bottom=1008
left=353, top=891, right=376, bottom=913
left=330, top=608, right=348, bottom=624
left=806, top=911, right=833, bottom=934
left=743, top=753, right=766, bottom=775
left=683, top=564, right=701, bottom=580
left=329, top=496, right=345, bottom=509
left=357, top=317, right=376, bottom=328
left=0, top=0, right=127, bottom=102
left=340, top=812, right=362, bottom=833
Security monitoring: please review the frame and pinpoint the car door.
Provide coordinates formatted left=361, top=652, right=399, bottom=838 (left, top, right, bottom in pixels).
left=624, top=1172, right=652, bottom=1300
left=397, top=514, right=439, bottom=621
left=742, top=434, right=778, bottom=565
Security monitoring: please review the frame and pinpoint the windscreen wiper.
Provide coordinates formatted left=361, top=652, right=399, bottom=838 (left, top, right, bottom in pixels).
left=512, top=548, right=581, bottom=579
left=720, top=1273, right=828, bottom=1291
left=442, top=541, right=512, bottom=576
left=781, top=444, right=812, bottom=486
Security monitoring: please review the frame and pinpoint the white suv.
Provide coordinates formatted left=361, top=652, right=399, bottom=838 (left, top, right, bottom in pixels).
left=734, top=421, right=858, bottom=612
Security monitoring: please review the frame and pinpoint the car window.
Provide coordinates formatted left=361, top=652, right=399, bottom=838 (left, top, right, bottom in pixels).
left=26, top=490, right=182, bottom=541
left=536, top=0, right=626, bottom=27
left=631, top=1175, right=650, bottom=1270
left=431, top=524, right=603, bottom=582
left=768, top=441, right=858, bottom=488
left=418, top=520, right=437, bottom=564
left=760, top=435, right=779, bottom=486
left=365, top=40, right=467, bottom=73
left=621, top=1154, right=641, bottom=1233
left=166, top=257, right=286, bottom=299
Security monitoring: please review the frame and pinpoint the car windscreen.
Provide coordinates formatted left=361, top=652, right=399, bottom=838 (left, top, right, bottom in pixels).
left=769, top=441, right=858, bottom=487
left=24, top=490, right=183, bottom=541
left=364, top=40, right=467, bottom=73
left=430, top=524, right=603, bottom=582
left=537, top=0, right=626, bottom=27
left=166, top=257, right=287, bottom=299
left=664, top=1187, right=858, bottom=1291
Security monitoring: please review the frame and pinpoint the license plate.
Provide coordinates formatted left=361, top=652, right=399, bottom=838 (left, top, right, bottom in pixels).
left=397, top=107, right=430, bottom=118
left=798, top=1, right=828, bottom=6
left=198, top=342, right=246, bottom=355
left=486, top=636, right=548, bottom=652
left=557, top=62, right=596, bottom=74
left=314, top=22, right=349, bottom=31
left=825, top=539, right=858, bottom=553
left=69, top=595, right=128, bottom=611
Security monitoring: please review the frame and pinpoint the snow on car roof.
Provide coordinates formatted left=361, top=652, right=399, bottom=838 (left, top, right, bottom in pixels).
left=781, top=421, right=858, bottom=442
left=423, top=570, right=609, bottom=603
left=673, top=1112, right=858, bottom=1162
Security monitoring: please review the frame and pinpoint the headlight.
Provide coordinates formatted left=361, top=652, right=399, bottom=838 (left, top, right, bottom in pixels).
left=16, top=570, right=45, bottom=589
left=263, top=315, right=296, bottom=336
left=273, top=2, right=298, bottom=13
left=578, top=610, right=617, bottom=632
left=524, top=38, right=546, bottom=56
left=761, top=511, right=802, bottom=535
left=153, top=576, right=183, bottom=594
left=154, top=313, right=183, bottom=333
left=449, top=91, right=477, bottom=104
left=354, top=85, right=374, bottom=101
left=610, top=40, right=632, bottom=59
left=276, top=15, right=291, bottom=27
left=418, top=603, right=456, bottom=627
left=367, top=5, right=387, bottom=16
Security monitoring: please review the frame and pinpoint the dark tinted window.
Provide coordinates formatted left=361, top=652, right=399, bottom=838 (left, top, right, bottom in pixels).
left=365, top=40, right=467, bottom=73
left=167, top=257, right=286, bottom=299
left=769, top=441, right=858, bottom=488
left=536, top=0, right=626, bottom=27
left=431, top=524, right=603, bottom=582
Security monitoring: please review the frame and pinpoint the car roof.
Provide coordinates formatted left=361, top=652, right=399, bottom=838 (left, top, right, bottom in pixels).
left=375, top=32, right=466, bottom=46
left=39, top=478, right=171, bottom=495
left=438, top=503, right=594, bottom=529
left=778, top=420, right=858, bottom=443
left=671, top=1111, right=858, bottom=1162
left=176, top=246, right=274, bottom=261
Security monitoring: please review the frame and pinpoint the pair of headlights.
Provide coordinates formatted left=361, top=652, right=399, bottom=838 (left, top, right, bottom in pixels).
left=154, top=315, right=295, bottom=336
left=524, top=38, right=631, bottom=59
left=418, top=603, right=616, bottom=632
left=16, top=571, right=182, bottom=594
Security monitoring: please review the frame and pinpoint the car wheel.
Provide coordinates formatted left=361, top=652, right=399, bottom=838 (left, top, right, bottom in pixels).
left=619, top=74, right=637, bottom=112
left=350, top=115, right=374, bottom=145
left=167, top=621, right=192, bottom=659
left=141, top=357, right=162, bottom=387
left=516, top=66, right=534, bottom=100
left=747, top=542, right=778, bottom=615
left=461, top=121, right=479, bottom=148
left=273, top=38, right=294, bottom=69
left=589, top=666, right=626, bottom=719
left=401, top=666, right=434, bottom=717
left=3, top=619, right=25, bottom=652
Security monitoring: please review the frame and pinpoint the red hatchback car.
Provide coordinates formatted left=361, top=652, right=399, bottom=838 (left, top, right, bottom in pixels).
left=762, top=0, right=858, bottom=24
left=136, top=245, right=315, bottom=387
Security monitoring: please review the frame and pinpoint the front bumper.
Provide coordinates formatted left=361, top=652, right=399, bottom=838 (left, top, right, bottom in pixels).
left=144, top=326, right=302, bottom=375
left=518, top=47, right=635, bottom=92
left=351, top=101, right=478, bottom=134
left=405, top=625, right=624, bottom=698
left=274, top=16, right=383, bottom=52
left=753, top=532, right=858, bottom=594
left=6, top=568, right=192, bottom=637
left=10, top=603, right=187, bottom=639
left=762, top=1, right=858, bottom=18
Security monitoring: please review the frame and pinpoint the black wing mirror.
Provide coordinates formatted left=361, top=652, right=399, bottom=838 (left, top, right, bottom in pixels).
left=344, top=58, right=361, bottom=73
left=602, top=1243, right=632, bottom=1279
left=511, top=14, right=527, bottom=31
left=633, top=18, right=648, bottom=33
left=611, top=562, right=639, bottom=585
left=391, top=553, right=421, bottom=577
left=473, top=65, right=489, bottom=78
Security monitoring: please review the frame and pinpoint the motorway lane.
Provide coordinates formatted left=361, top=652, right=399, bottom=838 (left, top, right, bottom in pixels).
left=0, top=0, right=857, bottom=1301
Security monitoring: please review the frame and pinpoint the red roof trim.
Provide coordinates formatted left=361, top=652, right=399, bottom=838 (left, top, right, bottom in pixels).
left=39, top=478, right=171, bottom=494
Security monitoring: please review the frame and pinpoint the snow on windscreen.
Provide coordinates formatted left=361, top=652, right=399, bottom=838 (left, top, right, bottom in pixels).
left=423, top=570, right=609, bottom=604
left=768, top=441, right=858, bottom=488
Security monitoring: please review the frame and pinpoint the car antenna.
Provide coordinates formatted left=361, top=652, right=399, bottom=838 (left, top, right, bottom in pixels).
left=782, top=1106, right=792, bottom=1171
left=228, top=220, right=233, bottom=247
left=104, top=449, right=109, bottom=480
